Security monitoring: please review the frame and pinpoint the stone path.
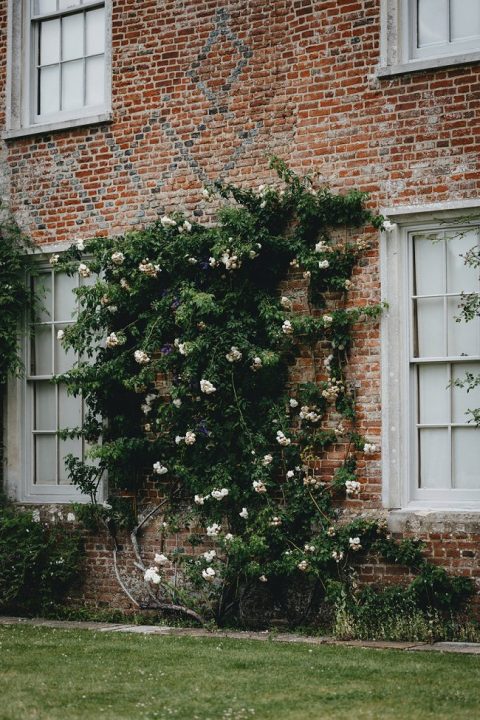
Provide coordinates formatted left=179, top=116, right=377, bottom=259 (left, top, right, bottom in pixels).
left=1, top=615, right=480, bottom=654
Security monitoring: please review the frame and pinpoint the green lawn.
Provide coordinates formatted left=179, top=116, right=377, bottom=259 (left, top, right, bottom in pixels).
left=0, top=626, right=479, bottom=720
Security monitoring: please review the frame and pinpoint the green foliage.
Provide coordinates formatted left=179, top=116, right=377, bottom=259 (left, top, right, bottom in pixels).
left=51, top=160, right=473, bottom=625
left=0, top=496, right=83, bottom=614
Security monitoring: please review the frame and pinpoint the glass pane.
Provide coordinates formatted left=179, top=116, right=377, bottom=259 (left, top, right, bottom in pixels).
left=447, top=296, right=479, bottom=356
left=452, top=428, right=480, bottom=488
left=419, top=428, right=450, bottom=488
left=35, top=0, right=57, bottom=15
left=58, top=0, right=82, bottom=8
left=55, top=272, right=77, bottom=321
left=62, top=12, right=84, bottom=61
left=55, top=332, right=77, bottom=374
left=451, top=0, right=480, bottom=41
left=85, top=55, right=104, bottom=106
left=413, top=233, right=444, bottom=295
left=32, top=326, right=53, bottom=376
left=34, top=435, right=56, bottom=485
left=33, top=273, right=52, bottom=322
left=39, top=65, right=60, bottom=115
left=61, top=59, right=84, bottom=110
left=59, top=438, right=83, bottom=484
left=418, top=364, right=449, bottom=425
left=40, top=19, right=60, bottom=65
left=34, top=382, right=56, bottom=431
left=417, top=0, right=449, bottom=47
left=86, top=8, right=105, bottom=55
left=58, top=385, right=82, bottom=430
left=446, top=230, right=479, bottom=294
left=415, top=297, right=444, bottom=357
left=452, top=362, right=480, bottom=423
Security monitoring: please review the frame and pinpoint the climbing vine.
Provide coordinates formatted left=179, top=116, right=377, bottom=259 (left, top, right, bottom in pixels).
left=53, top=159, right=474, bottom=625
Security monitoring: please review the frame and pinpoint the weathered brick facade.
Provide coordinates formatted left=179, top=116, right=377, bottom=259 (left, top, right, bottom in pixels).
left=1, top=0, right=480, bottom=613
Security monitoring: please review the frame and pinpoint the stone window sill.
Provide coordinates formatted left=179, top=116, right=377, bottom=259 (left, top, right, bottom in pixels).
left=388, top=508, right=480, bottom=534
left=2, top=111, right=113, bottom=140
left=376, top=51, right=480, bottom=78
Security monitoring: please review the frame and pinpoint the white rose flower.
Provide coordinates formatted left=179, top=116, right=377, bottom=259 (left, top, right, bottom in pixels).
left=160, top=215, right=177, bottom=227
left=181, top=220, right=192, bottom=232
left=276, top=430, right=291, bottom=446
left=67, top=512, right=76, bottom=522
left=49, top=254, right=60, bottom=266
left=304, top=544, right=316, bottom=553
left=134, top=350, right=150, bottom=364
left=224, top=533, right=234, bottom=542
left=111, top=251, right=125, bottom=265
left=154, top=553, right=169, bottom=566
left=175, top=435, right=184, bottom=445
left=363, top=442, right=377, bottom=455
left=297, top=560, right=309, bottom=571
left=226, top=346, right=242, bottom=363
left=318, top=259, right=330, bottom=269
left=270, top=516, right=282, bottom=527
left=32, top=509, right=41, bottom=523
left=211, top=488, right=229, bottom=500
left=185, top=431, right=196, bottom=445
left=253, top=480, right=267, bottom=494
left=200, top=379, right=217, bottom=395
left=280, top=296, right=292, bottom=309
left=382, top=220, right=397, bottom=233
left=203, top=550, right=216, bottom=562
left=138, top=260, right=161, bottom=277
left=209, top=256, right=218, bottom=268
left=144, top=566, right=161, bottom=584
left=172, top=398, right=182, bottom=408
left=286, top=470, right=295, bottom=479
left=153, top=462, right=168, bottom=476
left=106, top=332, right=121, bottom=348
left=315, top=240, right=328, bottom=253
left=289, top=398, right=298, bottom=408
left=349, top=537, right=362, bottom=551
left=332, top=550, right=344, bottom=562
left=206, top=523, right=221, bottom=537
left=282, top=319, right=293, bottom=335
left=57, top=329, right=65, bottom=340
left=262, top=454, right=273, bottom=466
left=202, top=567, right=216, bottom=582
left=345, top=480, right=361, bottom=495
left=194, top=494, right=205, bottom=505
left=251, top=356, right=263, bottom=371
left=322, top=314, right=333, bottom=327
left=78, top=263, right=91, bottom=278
left=259, top=575, right=268, bottom=583
left=239, top=507, right=248, bottom=519
left=75, top=238, right=85, bottom=251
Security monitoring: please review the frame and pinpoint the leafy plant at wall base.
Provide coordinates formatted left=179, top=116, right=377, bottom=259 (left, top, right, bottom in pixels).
left=52, top=160, right=474, bottom=626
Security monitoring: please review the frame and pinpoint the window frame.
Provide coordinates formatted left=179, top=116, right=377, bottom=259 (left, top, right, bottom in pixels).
left=378, top=0, right=480, bottom=78
left=4, top=0, right=112, bottom=140
left=381, top=201, right=480, bottom=511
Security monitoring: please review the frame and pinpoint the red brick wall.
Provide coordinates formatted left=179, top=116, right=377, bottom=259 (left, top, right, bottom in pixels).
left=2, top=0, right=479, bottom=612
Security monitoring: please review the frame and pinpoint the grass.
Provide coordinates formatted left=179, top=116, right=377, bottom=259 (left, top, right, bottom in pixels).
left=1, top=625, right=479, bottom=720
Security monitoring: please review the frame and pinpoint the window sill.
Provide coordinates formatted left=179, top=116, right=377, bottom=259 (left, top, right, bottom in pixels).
left=388, top=507, right=480, bottom=534
left=2, top=111, right=113, bottom=140
left=376, top=51, right=480, bottom=78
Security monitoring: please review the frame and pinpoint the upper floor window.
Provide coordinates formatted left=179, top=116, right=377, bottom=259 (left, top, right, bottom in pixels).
left=4, top=0, right=111, bottom=138
left=33, top=0, right=106, bottom=121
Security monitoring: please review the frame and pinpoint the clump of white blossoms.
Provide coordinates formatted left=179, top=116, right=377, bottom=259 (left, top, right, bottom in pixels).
left=226, top=346, right=242, bottom=363
left=259, top=574, right=268, bottom=583
left=224, top=533, right=234, bottom=542
left=111, top=250, right=124, bottom=265
left=332, top=550, right=344, bottom=562
left=138, top=259, right=161, bottom=277
left=239, top=507, right=248, bottom=519
left=251, top=356, right=263, bottom=371
left=144, top=567, right=161, bottom=584
left=174, top=338, right=189, bottom=355
left=153, top=462, right=168, bottom=476
left=289, top=398, right=298, bottom=408
left=286, top=469, right=295, bottom=479
left=106, top=332, right=125, bottom=349
left=78, top=262, right=91, bottom=278
left=141, top=392, right=156, bottom=415
left=211, top=488, right=229, bottom=500
left=253, top=480, right=267, bottom=494
left=322, top=314, right=333, bottom=328
left=206, top=523, right=221, bottom=537
left=327, top=526, right=336, bottom=537
left=262, top=454, right=273, bottom=466
left=364, top=442, right=377, bottom=455
left=184, top=430, right=196, bottom=445
left=382, top=219, right=397, bottom=233
left=75, top=238, right=85, bottom=251
left=355, top=237, right=370, bottom=251
left=202, top=567, right=216, bottom=582
left=172, top=398, right=182, bottom=408
left=201, top=187, right=214, bottom=202
left=49, top=253, right=60, bottom=266
left=179, top=220, right=192, bottom=233
left=303, top=271, right=311, bottom=280
left=280, top=296, right=292, bottom=309
left=203, top=550, right=216, bottom=562
left=160, top=215, right=177, bottom=227
left=200, top=379, right=217, bottom=394
left=299, top=405, right=321, bottom=423
left=154, top=553, right=169, bottom=566
left=57, top=329, right=65, bottom=340
left=276, top=430, right=291, bottom=446
left=282, top=319, right=293, bottom=335
left=321, top=378, right=343, bottom=403
left=270, top=516, right=282, bottom=527
left=194, top=494, right=206, bottom=505
left=318, top=259, right=330, bottom=270
left=345, top=479, right=361, bottom=495
left=315, top=240, right=328, bottom=253
left=220, top=249, right=242, bottom=271
left=349, top=537, right=362, bottom=551
left=297, top=560, right=309, bottom=571
left=120, top=278, right=130, bottom=290
left=134, top=350, right=150, bottom=365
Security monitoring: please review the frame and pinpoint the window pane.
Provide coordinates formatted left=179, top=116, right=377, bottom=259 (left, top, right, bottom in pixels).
left=39, top=19, right=60, bottom=65
left=55, top=272, right=77, bottom=321
left=415, top=297, right=444, bottom=357
left=413, top=233, right=443, bottom=295
left=417, top=0, right=449, bottom=47
left=446, top=230, right=479, bottom=294
left=32, top=326, right=53, bottom=376
left=452, top=362, right=480, bottom=423
left=55, top=327, right=77, bottom=374
left=58, top=0, right=82, bottom=8
left=35, top=1, right=57, bottom=15
left=62, top=12, right=84, bottom=61
left=451, top=0, right=480, bottom=41
left=34, top=435, right=56, bottom=484
left=33, top=273, right=52, bottom=322
left=85, top=55, right=104, bottom=106
left=59, top=438, right=83, bottom=484
left=39, top=65, right=60, bottom=115
left=61, top=59, right=84, bottom=110
left=447, top=296, right=479, bottom=356
left=86, top=8, right=105, bottom=55
left=452, top=428, right=480, bottom=488
left=58, top=385, right=82, bottom=430
left=419, top=428, right=450, bottom=488
left=418, top=364, right=449, bottom=425
left=34, top=382, right=56, bottom=431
